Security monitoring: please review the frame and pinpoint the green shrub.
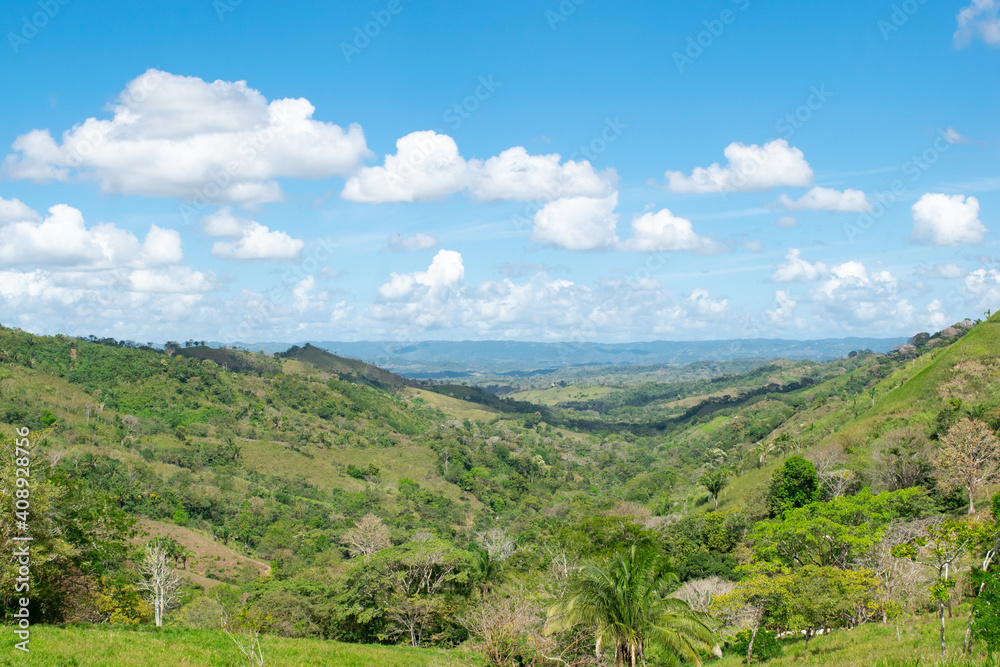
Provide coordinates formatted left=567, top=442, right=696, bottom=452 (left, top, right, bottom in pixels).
left=731, top=627, right=782, bottom=663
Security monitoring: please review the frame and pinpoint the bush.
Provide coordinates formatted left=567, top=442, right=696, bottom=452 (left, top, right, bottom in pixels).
left=731, top=627, right=782, bottom=664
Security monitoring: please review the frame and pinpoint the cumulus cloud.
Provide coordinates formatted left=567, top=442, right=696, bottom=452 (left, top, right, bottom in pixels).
left=775, top=215, right=798, bottom=228
left=955, top=0, right=1000, bottom=46
left=381, top=232, right=440, bottom=253
left=963, top=268, right=1000, bottom=307
left=3, top=69, right=371, bottom=206
left=0, top=204, right=182, bottom=269
left=341, top=132, right=615, bottom=203
left=911, top=193, right=987, bottom=246
left=809, top=261, right=929, bottom=330
left=202, top=207, right=304, bottom=260
left=771, top=248, right=828, bottom=282
left=362, top=250, right=735, bottom=339
left=377, top=249, right=465, bottom=301
left=530, top=194, right=620, bottom=250
left=765, top=290, right=798, bottom=325
left=620, top=208, right=724, bottom=253
left=664, top=139, right=813, bottom=193
left=0, top=197, right=40, bottom=224
left=772, top=186, right=872, bottom=213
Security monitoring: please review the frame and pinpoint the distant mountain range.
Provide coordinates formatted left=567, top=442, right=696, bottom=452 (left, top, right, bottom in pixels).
left=214, top=337, right=909, bottom=376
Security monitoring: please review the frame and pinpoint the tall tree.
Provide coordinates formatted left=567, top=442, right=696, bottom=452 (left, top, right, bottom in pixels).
left=136, top=543, right=183, bottom=627
left=935, top=419, right=1000, bottom=515
left=544, top=545, right=718, bottom=666
left=341, top=513, right=392, bottom=558
left=699, top=471, right=729, bottom=511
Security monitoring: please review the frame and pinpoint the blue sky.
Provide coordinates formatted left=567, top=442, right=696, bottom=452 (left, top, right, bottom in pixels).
left=0, top=0, right=998, bottom=344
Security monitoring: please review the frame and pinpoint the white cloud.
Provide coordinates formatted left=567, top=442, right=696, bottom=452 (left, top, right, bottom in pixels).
left=771, top=248, right=828, bottom=282
left=341, top=132, right=615, bottom=204
left=963, top=268, right=1000, bottom=308
left=0, top=197, right=40, bottom=224
left=128, top=266, right=215, bottom=293
left=530, top=194, right=620, bottom=251
left=3, top=69, right=371, bottom=206
left=911, top=193, right=987, bottom=246
left=683, top=288, right=729, bottom=318
left=620, top=208, right=723, bottom=253
left=202, top=207, right=304, bottom=260
left=765, top=290, right=798, bottom=325
left=0, top=204, right=182, bottom=269
left=810, top=261, right=929, bottom=330
left=0, top=270, right=50, bottom=298
left=772, top=186, right=872, bottom=213
left=382, top=232, right=440, bottom=253
left=664, top=139, right=813, bottom=193
left=342, top=131, right=467, bottom=203
left=955, top=0, right=1000, bottom=46
left=775, top=215, right=798, bottom=228
left=468, top=146, right=614, bottom=201
left=365, top=256, right=732, bottom=339
left=377, top=249, right=465, bottom=300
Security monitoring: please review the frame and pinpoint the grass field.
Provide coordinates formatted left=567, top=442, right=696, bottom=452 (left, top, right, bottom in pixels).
left=0, top=625, right=478, bottom=667
left=403, top=386, right=498, bottom=421
left=712, top=610, right=995, bottom=666
left=509, top=384, right=613, bottom=406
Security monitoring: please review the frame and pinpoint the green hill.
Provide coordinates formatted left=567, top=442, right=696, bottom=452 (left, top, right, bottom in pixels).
left=4, top=319, right=1000, bottom=664
left=273, top=343, right=422, bottom=390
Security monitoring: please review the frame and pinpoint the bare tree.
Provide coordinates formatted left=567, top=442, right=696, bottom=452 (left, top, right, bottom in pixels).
left=460, top=593, right=554, bottom=667
left=860, top=518, right=936, bottom=637
left=476, top=527, right=516, bottom=562
left=936, top=419, right=1000, bottom=514
left=671, top=576, right=736, bottom=614
left=341, top=513, right=392, bottom=558
left=45, top=449, right=65, bottom=468
left=136, top=543, right=184, bottom=627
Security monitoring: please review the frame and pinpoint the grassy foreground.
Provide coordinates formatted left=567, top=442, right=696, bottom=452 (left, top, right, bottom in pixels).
left=0, top=625, right=478, bottom=667
left=713, top=610, right=996, bottom=667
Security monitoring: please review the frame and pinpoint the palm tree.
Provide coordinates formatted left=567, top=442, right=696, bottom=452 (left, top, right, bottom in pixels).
left=544, top=545, right=718, bottom=666
left=752, top=441, right=776, bottom=468
left=699, top=471, right=729, bottom=511
left=471, top=546, right=503, bottom=596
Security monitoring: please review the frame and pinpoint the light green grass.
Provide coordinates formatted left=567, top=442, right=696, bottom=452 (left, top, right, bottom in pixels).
left=509, top=384, right=612, bottom=406
left=404, top=387, right=498, bottom=421
left=0, top=625, right=478, bottom=667
left=712, top=610, right=993, bottom=666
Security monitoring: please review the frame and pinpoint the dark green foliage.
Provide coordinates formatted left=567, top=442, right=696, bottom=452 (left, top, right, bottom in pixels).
left=768, top=456, right=820, bottom=518
left=971, top=569, right=1000, bottom=655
